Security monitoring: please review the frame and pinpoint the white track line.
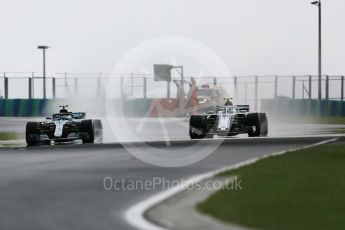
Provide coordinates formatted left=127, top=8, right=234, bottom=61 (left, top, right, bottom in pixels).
left=117, top=134, right=345, bottom=144
left=124, top=137, right=339, bottom=230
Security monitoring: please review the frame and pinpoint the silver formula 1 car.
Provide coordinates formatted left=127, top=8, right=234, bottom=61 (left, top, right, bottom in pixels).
left=189, top=105, right=268, bottom=139
left=26, top=105, right=103, bottom=146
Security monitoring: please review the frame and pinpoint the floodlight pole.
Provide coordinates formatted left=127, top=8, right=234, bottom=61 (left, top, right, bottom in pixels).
left=37, top=45, right=50, bottom=99
left=311, top=0, right=322, bottom=100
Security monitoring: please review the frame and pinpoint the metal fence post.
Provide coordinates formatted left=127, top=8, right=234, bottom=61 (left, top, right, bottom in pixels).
left=341, top=76, right=344, bottom=101
left=64, top=72, right=68, bottom=88
left=143, top=77, right=147, bottom=98
left=244, top=82, right=248, bottom=104
left=31, top=72, right=35, bottom=99
left=63, top=72, right=68, bottom=98
left=167, top=81, right=171, bottom=98
left=4, top=76, right=8, bottom=99
left=52, top=77, right=56, bottom=99
left=120, top=77, right=124, bottom=100
left=97, top=73, right=102, bottom=97
left=234, top=76, right=238, bottom=100
left=292, top=76, right=296, bottom=99
left=308, top=75, right=312, bottom=99
left=254, top=76, right=258, bottom=111
left=302, top=81, right=305, bottom=99
left=97, top=76, right=101, bottom=97
left=131, top=73, right=134, bottom=96
left=274, top=75, right=278, bottom=98
left=74, top=77, right=78, bottom=95
left=325, top=75, right=329, bottom=100
left=213, top=77, right=217, bottom=87
left=28, top=77, right=32, bottom=99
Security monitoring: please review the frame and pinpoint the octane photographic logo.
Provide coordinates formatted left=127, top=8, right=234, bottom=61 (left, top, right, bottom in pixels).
left=105, top=36, right=231, bottom=167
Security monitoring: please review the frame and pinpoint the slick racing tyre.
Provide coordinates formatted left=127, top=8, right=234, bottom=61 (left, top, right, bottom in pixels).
left=26, top=122, right=40, bottom=146
left=246, top=113, right=268, bottom=137
left=189, top=115, right=207, bottom=139
left=81, top=120, right=94, bottom=143
left=259, top=113, right=268, bottom=136
left=92, top=119, right=103, bottom=143
left=81, top=119, right=103, bottom=144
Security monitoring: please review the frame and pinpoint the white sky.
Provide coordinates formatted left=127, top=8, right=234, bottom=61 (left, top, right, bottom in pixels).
left=0, top=0, right=344, bottom=76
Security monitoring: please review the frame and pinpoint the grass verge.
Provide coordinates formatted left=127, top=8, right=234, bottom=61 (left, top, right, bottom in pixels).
left=316, top=116, right=345, bottom=125
left=271, top=116, right=345, bottom=125
left=0, top=132, right=23, bottom=141
left=197, top=140, right=345, bottom=230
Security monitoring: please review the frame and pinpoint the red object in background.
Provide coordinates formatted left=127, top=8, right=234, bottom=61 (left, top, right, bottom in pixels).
left=149, top=98, right=177, bottom=117
left=190, top=79, right=198, bottom=115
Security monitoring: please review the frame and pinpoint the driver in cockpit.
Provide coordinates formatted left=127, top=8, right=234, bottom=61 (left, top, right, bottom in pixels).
left=224, top=98, right=233, bottom=106
left=59, top=105, right=69, bottom=114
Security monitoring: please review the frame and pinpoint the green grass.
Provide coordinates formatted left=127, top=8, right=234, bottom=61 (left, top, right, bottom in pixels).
left=272, top=116, right=345, bottom=125
left=197, top=141, right=345, bottom=230
left=0, top=132, right=23, bottom=141
left=316, top=116, right=345, bottom=125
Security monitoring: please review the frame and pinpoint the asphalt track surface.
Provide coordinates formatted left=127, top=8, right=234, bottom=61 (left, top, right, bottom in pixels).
left=0, top=136, right=341, bottom=230
left=1, top=117, right=345, bottom=142
left=0, top=118, right=344, bottom=230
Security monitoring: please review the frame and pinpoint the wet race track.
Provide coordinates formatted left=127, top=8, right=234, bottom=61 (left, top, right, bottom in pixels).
left=0, top=117, right=344, bottom=230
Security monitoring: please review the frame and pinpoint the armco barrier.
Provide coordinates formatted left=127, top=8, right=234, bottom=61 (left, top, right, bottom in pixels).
left=0, top=99, right=48, bottom=117
left=0, top=99, right=109, bottom=117
left=3, top=98, right=343, bottom=118
left=122, top=98, right=153, bottom=117
left=261, top=98, right=345, bottom=117
left=0, top=98, right=178, bottom=117
left=122, top=98, right=177, bottom=117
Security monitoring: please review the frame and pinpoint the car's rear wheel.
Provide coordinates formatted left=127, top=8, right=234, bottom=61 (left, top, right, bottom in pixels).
left=246, top=113, right=268, bottom=137
left=259, top=113, right=268, bottom=137
left=81, top=120, right=94, bottom=143
left=26, top=122, right=40, bottom=146
left=189, top=115, right=207, bottom=139
left=80, top=119, right=103, bottom=143
left=189, top=130, right=206, bottom=139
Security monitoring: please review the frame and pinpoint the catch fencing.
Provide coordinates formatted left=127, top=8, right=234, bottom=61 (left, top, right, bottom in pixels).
left=0, top=72, right=344, bottom=111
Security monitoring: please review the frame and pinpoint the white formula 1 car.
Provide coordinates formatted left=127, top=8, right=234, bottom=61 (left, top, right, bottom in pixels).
left=189, top=105, right=268, bottom=139
left=26, top=105, right=103, bottom=146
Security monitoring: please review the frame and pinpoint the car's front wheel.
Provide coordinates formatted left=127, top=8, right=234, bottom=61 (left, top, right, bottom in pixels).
left=93, top=119, right=103, bottom=143
left=80, top=120, right=94, bottom=143
left=26, top=122, right=40, bottom=146
left=80, top=119, right=103, bottom=143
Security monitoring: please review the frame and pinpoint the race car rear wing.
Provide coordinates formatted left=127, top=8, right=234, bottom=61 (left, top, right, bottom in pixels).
left=237, top=105, right=250, bottom=113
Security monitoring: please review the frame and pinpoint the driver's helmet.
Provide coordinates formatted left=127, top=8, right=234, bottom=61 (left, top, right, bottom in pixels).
left=60, top=108, right=68, bottom=113
left=59, top=105, right=69, bottom=114
left=224, top=99, right=233, bottom=106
